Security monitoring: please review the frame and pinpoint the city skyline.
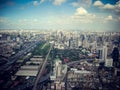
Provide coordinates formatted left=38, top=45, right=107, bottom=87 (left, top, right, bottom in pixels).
left=0, top=0, right=120, bottom=31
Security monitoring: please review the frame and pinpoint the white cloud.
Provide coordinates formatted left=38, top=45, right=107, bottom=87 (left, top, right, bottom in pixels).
left=105, top=15, right=113, bottom=20
left=103, top=4, right=115, bottom=9
left=115, top=0, right=120, bottom=13
left=71, top=0, right=92, bottom=7
left=72, top=7, right=97, bottom=23
left=103, top=15, right=114, bottom=23
left=93, top=0, right=104, bottom=7
left=33, top=1, right=39, bottom=6
left=116, top=1, right=120, bottom=8
left=32, top=0, right=46, bottom=6
left=53, top=0, right=66, bottom=5
left=75, top=7, right=88, bottom=15
left=93, top=0, right=120, bottom=14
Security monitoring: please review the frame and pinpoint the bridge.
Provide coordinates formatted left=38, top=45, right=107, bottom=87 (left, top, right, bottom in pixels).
left=33, top=43, right=53, bottom=90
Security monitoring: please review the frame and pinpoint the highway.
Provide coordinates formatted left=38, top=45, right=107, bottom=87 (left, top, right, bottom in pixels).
left=33, top=43, right=53, bottom=90
left=0, top=40, right=40, bottom=72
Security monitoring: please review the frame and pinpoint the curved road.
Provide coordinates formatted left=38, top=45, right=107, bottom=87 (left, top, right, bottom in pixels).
left=67, top=59, right=94, bottom=66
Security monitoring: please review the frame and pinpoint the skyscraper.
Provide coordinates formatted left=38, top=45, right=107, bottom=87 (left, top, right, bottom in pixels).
left=102, top=45, right=108, bottom=61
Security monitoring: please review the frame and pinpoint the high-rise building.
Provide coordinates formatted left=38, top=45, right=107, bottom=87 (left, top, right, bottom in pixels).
left=97, top=45, right=108, bottom=61
left=102, top=45, right=108, bottom=61
left=105, top=59, right=113, bottom=67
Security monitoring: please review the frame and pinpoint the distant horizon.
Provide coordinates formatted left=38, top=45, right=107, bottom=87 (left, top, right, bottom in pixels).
left=0, top=29, right=119, bottom=33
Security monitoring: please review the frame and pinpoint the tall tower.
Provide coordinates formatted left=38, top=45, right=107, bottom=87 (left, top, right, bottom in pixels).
left=97, top=44, right=107, bottom=61
left=102, top=45, right=107, bottom=61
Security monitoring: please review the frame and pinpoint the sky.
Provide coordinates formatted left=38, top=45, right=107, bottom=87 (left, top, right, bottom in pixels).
left=0, top=0, right=120, bottom=32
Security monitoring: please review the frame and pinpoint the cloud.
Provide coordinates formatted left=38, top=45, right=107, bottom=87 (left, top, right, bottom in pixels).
left=116, top=0, right=120, bottom=8
left=115, top=0, right=120, bottom=13
left=93, top=0, right=104, bottom=7
left=32, top=0, right=66, bottom=6
left=71, top=0, right=92, bottom=7
left=53, top=0, right=66, bottom=5
left=75, top=7, right=88, bottom=15
left=33, top=1, right=39, bottom=6
left=93, top=0, right=120, bottom=14
left=72, top=7, right=96, bottom=23
left=103, top=15, right=116, bottom=23
left=105, top=15, right=113, bottom=21
left=103, top=4, right=115, bottom=9
left=93, top=0, right=115, bottom=9
left=30, top=0, right=46, bottom=7
left=71, top=7, right=116, bottom=25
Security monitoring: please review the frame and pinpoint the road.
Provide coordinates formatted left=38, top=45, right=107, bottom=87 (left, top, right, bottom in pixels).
left=67, top=59, right=94, bottom=66
left=0, top=40, right=40, bottom=72
left=10, top=72, right=52, bottom=90
left=33, top=43, right=53, bottom=90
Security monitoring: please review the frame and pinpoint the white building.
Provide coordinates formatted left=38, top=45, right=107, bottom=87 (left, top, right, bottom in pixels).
left=55, top=58, right=62, bottom=77
left=97, top=45, right=108, bottom=61
left=102, top=45, right=108, bottom=61
left=105, top=59, right=113, bottom=67
left=50, top=58, right=62, bottom=80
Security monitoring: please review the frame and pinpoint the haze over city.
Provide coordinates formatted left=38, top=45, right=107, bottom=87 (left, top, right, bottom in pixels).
left=0, top=0, right=120, bottom=31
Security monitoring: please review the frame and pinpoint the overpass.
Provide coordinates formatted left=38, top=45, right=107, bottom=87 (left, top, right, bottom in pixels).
left=33, top=43, right=53, bottom=90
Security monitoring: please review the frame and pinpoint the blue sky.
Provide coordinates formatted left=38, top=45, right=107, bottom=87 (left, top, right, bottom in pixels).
left=0, top=0, right=120, bottom=31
